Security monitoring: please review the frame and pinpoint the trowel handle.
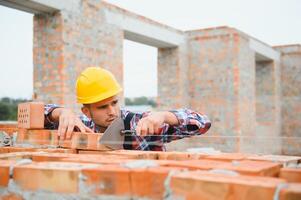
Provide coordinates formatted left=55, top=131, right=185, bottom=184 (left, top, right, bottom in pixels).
left=120, top=130, right=136, bottom=135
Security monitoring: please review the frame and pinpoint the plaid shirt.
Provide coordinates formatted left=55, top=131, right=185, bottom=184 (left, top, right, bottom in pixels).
left=44, top=104, right=211, bottom=151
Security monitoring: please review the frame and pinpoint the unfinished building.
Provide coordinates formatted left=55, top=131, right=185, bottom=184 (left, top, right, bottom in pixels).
left=0, top=0, right=300, bottom=156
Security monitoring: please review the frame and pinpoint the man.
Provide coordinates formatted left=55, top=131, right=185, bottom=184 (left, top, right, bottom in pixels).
left=44, top=67, right=211, bottom=151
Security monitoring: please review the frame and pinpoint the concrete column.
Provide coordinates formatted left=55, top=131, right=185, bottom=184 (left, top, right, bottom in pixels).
left=33, top=0, right=124, bottom=112
left=253, top=60, right=282, bottom=154
left=183, top=28, right=256, bottom=152
left=157, top=43, right=189, bottom=110
left=275, top=45, right=301, bottom=155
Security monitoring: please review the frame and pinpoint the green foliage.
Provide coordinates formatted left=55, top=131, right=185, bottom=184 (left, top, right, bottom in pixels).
left=125, top=96, right=157, bottom=107
left=0, top=97, right=28, bottom=121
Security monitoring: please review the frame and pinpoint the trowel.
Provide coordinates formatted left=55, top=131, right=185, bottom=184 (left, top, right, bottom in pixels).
left=99, top=117, right=135, bottom=150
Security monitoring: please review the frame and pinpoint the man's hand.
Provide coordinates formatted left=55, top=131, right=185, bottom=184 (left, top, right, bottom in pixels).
left=135, top=111, right=179, bottom=136
left=50, top=108, right=94, bottom=140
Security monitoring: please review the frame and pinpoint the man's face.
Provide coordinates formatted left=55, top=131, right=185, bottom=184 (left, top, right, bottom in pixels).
left=82, top=95, right=120, bottom=128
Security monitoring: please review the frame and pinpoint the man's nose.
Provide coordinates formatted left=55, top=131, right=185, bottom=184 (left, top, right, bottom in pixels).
left=107, top=105, right=116, bottom=115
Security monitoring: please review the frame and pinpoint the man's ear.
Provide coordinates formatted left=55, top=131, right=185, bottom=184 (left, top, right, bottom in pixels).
left=81, top=106, right=91, bottom=118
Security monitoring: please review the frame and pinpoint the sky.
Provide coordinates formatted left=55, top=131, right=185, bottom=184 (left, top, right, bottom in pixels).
left=0, top=0, right=300, bottom=99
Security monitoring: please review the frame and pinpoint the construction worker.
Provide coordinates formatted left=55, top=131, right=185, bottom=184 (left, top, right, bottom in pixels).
left=44, top=67, right=211, bottom=151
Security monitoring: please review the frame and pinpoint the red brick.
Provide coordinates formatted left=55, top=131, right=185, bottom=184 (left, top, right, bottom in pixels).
left=82, top=165, right=131, bottom=195
left=0, top=123, right=17, bottom=128
left=0, top=147, right=10, bottom=154
left=0, top=193, right=23, bottom=200
left=16, top=129, right=59, bottom=147
left=60, top=132, right=109, bottom=150
left=279, top=183, right=301, bottom=200
left=17, top=102, right=44, bottom=129
left=0, top=127, right=18, bottom=137
left=206, top=153, right=254, bottom=162
left=159, top=159, right=228, bottom=170
left=60, top=156, right=133, bottom=165
left=31, top=153, right=78, bottom=162
left=13, top=161, right=101, bottom=193
left=130, top=166, right=185, bottom=199
left=78, top=150, right=110, bottom=154
left=280, top=168, right=301, bottom=183
left=0, top=160, right=17, bottom=187
left=32, top=152, right=132, bottom=165
left=215, top=160, right=281, bottom=177
left=0, top=152, right=46, bottom=161
left=157, top=151, right=206, bottom=160
left=0, top=146, right=76, bottom=154
left=247, top=155, right=301, bottom=167
left=87, top=133, right=107, bottom=150
left=102, top=150, right=159, bottom=159
left=170, top=170, right=286, bottom=200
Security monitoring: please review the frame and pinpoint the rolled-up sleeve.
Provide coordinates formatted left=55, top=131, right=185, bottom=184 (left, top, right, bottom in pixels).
left=170, top=108, right=211, bottom=134
left=161, top=109, right=211, bottom=143
left=44, top=104, right=61, bottom=129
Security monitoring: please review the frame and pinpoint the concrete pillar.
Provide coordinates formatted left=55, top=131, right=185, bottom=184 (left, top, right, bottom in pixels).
left=182, top=28, right=256, bottom=152
left=253, top=60, right=282, bottom=154
left=275, top=45, right=301, bottom=155
left=157, top=43, right=189, bottom=110
left=33, top=0, right=124, bottom=112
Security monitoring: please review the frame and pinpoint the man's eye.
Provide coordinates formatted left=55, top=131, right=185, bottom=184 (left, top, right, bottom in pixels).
left=113, top=100, right=118, bottom=105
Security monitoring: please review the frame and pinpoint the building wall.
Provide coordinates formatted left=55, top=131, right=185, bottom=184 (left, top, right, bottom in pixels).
left=166, top=27, right=283, bottom=154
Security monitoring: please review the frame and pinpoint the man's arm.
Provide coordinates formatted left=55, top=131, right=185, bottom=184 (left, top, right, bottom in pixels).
left=134, top=109, right=211, bottom=137
left=135, top=111, right=178, bottom=136
left=44, top=104, right=93, bottom=140
left=166, top=108, right=211, bottom=138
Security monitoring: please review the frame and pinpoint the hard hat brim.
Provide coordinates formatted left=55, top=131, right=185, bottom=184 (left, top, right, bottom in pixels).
left=77, top=88, right=122, bottom=104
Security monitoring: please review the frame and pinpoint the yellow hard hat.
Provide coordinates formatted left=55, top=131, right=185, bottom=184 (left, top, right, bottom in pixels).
left=76, top=67, right=122, bottom=104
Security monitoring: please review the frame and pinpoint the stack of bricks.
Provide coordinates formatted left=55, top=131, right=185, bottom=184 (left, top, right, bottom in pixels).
left=0, top=102, right=300, bottom=199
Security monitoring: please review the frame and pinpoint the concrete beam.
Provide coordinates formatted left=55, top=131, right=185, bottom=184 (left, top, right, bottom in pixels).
left=0, top=0, right=79, bottom=14
left=249, top=38, right=280, bottom=61
left=104, top=9, right=185, bottom=48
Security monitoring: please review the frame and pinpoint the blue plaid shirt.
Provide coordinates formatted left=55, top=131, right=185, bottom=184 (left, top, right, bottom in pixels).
left=44, top=104, right=211, bottom=151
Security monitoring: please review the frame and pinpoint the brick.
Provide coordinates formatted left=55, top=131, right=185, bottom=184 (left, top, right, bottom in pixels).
left=0, top=146, right=76, bottom=154
left=0, top=147, right=10, bottom=154
left=0, top=160, right=17, bottom=187
left=170, top=170, right=286, bottom=200
left=280, top=168, right=301, bottom=183
left=17, top=102, right=44, bottom=129
left=0, top=193, right=23, bottom=200
left=78, top=150, right=110, bottom=154
left=15, top=129, right=59, bottom=147
left=0, top=127, right=19, bottom=137
left=13, top=161, right=101, bottom=193
left=215, top=160, right=281, bottom=177
left=157, top=151, right=206, bottom=160
left=102, top=150, right=159, bottom=159
left=60, top=156, right=133, bottom=165
left=247, top=155, right=301, bottom=167
left=279, top=183, right=301, bottom=200
left=130, top=166, right=185, bottom=199
left=32, top=152, right=132, bottom=164
left=0, top=123, right=17, bottom=128
left=82, top=165, right=131, bottom=196
left=0, top=152, right=46, bottom=161
left=31, top=153, right=78, bottom=162
left=60, top=132, right=109, bottom=150
left=206, top=153, right=254, bottom=162
left=159, top=159, right=228, bottom=170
